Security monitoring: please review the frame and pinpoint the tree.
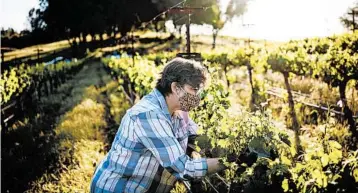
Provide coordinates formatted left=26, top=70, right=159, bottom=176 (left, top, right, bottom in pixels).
left=1, top=28, right=17, bottom=38
left=267, top=43, right=310, bottom=152
left=206, top=3, right=225, bottom=49
left=340, top=1, right=358, bottom=31
left=147, top=14, right=167, bottom=38
left=230, top=48, right=258, bottom=110
left=210, top=0, right=249, bottom=49
left=314, top=33, right=358, bottom=140
left=27, top=0, right=163, bottom=47
left=182, top=0, right=248, bottom=49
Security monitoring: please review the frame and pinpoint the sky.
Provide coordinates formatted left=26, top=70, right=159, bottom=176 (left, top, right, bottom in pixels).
left=190, top=0, right=357, bottom=41
left=0, top=0, right=356, bottom=41
left=1, top=0, right=39, bottom=31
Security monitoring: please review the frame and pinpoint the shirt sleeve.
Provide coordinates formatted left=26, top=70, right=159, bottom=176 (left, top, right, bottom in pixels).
left=134, top=111, right=207, bottom=180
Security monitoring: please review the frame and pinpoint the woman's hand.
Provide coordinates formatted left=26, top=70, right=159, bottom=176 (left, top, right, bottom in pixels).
left=191, top=151, right=201, bottom=159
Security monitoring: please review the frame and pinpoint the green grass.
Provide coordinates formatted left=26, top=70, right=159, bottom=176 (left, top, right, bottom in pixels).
left=23, top=60, right=129, bottom=192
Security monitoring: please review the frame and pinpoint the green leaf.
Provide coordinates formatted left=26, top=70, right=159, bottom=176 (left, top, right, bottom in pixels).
left=281, top=155, right=292, bottom=166
left=353, top=168, right=358, bottom=182
left=282, top=179, right=289, bottom=192
left=329, top=140, right=342, bottom=149
left=217, top=139, right=229, bottom=148
left=329, top=149, right=342, bottom=164
left=321, top=154, right=329, bottom=167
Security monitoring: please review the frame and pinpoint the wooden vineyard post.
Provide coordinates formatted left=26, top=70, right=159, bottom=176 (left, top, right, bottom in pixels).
left=35, top=48, right=44, bottom=64
left=169, top=7, right=206, bottom=54
left=1, top=51, right=4, bottom=64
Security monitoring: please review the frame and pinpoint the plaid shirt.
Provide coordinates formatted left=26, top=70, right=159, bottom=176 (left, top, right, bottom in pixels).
left=90, top=89, right=208, bottom=193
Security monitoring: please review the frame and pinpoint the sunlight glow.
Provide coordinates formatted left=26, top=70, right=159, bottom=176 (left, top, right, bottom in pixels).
left=1, top=0, right=356, bottom=41
left=191, top=0, right=356, bottom=41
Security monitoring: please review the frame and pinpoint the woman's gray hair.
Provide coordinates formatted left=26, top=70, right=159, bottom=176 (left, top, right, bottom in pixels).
left=156, top=57, right=207, bottom=96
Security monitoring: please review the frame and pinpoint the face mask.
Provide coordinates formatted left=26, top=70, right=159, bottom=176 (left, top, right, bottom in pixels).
left=177, top=87, right=201, bottom=112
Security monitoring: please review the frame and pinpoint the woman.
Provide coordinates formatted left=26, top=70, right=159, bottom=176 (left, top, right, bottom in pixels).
left=90, top=57, right=227, bottom=193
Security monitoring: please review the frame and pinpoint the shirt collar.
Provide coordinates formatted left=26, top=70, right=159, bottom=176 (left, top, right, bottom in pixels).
left=153, top=89, right=172, bottom=121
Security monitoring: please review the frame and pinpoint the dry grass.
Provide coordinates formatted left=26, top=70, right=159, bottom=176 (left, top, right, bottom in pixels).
left=4, top=30, right=276, bottom=64
left=36, top=139, right=106, bottom=193
left=3, top=33, right=119, bottom=62
left=4, top=40, right=71, bottom=62
left=56, top=98, right=106, bottom=141
left=26, top=61, right=130, bottom=192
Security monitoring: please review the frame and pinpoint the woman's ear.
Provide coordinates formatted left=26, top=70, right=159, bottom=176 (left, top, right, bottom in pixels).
left=171, top=82, right=178, bottom=95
